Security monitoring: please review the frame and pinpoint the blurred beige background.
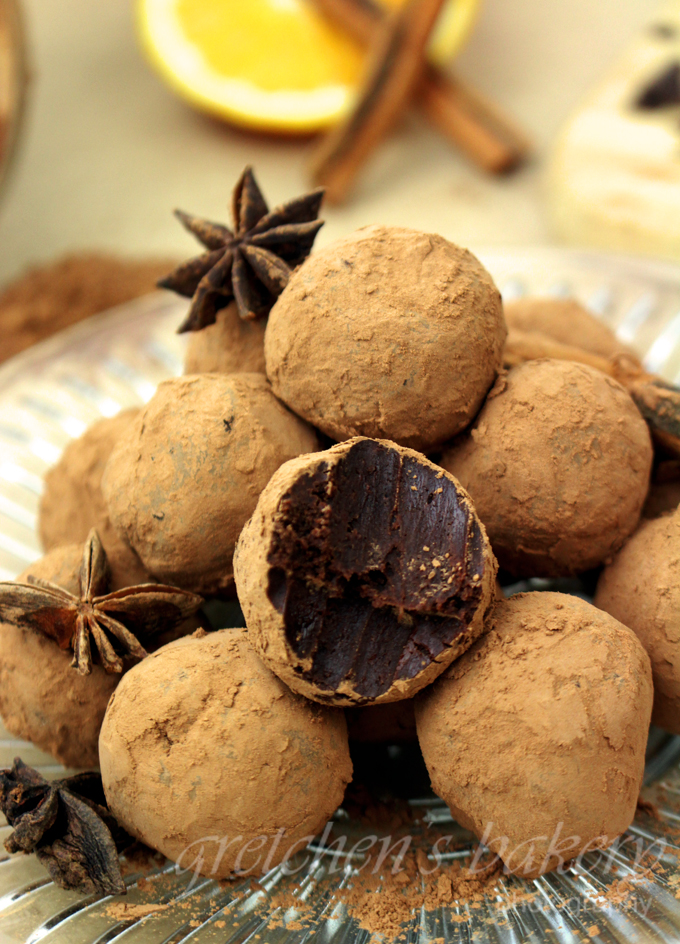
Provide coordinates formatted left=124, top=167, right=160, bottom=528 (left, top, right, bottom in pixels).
left=0, top=0, right=654, bottom=284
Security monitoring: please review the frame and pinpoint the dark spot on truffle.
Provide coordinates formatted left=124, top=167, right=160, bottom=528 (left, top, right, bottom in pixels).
left=265, top=439, right=487, bottom=700
left=152, top=511, right=164, bottom=521
left=223, top=416, right=234, bottom=432
left=636, top=62, right=680, bottom=109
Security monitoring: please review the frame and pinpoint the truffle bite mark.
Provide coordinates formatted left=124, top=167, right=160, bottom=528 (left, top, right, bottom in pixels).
left=255, top=439, right=494, bottom=702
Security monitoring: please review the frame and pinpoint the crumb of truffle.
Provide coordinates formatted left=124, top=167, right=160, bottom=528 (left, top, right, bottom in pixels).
left=595, top=510, right=680, bottom=735
left=264, top=225, right=506, bottom=452
left=442, top=359, right=653, bottom=576
left=416, top=592, right=653, bottom=878
left=0, top=545, right=118, bottom=768
left=184, top=301, right=266, bottom=375
left=503, top=297, right=637, bottom=361
left=234, top=437, right=497, bottom=706
left=99, top=629, right=352, bottom=879
left=39, top=409, right=149, bottom=590
left=101, top=374, right=319, bottom=595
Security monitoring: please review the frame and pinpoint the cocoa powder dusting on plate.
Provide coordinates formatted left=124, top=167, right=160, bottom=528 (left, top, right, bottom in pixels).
left=0, top=254, right=177, bottom=363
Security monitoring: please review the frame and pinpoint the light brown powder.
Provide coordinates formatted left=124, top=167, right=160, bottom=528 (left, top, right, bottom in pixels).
left=0, top=253, right=175, bottom=362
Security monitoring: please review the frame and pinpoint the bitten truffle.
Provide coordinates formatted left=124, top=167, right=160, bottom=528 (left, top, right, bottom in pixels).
left=442, top=359, right=653, bottom=576
left=416, top=592, right=653, bottom=878
left=504, top=297, right=636, bottom=361
left=234, top=437, right=497, bottom=706
left=39, top=409, right=149, bottom=590
left=0, top=545, right=118, bottom=768
left=184, top=301, right=266, bottom=375
left=595, top=511, right=680, bottom=735
left=99, top=629, right=352, bottom=878
left=264, top=225, right=506, bottom=452
left=102, top=374, right=318, bottom=595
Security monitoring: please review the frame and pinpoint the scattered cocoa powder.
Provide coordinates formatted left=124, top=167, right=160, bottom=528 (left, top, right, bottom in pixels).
left=0, top=254, right=176, bottom=363
left=329, top=851, right=503, bottom=939
left=105, top=903, right=167, bottom=920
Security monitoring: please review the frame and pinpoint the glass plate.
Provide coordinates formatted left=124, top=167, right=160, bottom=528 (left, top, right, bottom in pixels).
left=2, top=248, right=680, bottom=944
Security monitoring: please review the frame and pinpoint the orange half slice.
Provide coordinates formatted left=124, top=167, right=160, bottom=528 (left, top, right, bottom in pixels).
left=137, top=0, right=479, bottom=133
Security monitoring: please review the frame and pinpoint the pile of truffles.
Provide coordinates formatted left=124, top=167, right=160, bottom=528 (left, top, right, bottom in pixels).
left=0, top=167, right=673, bottom=895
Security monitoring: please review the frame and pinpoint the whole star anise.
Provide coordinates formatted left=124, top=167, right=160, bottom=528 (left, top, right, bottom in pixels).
left=0, top=758, right=130, bottom=896
left=0, top=529, right=203, bottom=675
left=158, top=166, right=324, bottom=331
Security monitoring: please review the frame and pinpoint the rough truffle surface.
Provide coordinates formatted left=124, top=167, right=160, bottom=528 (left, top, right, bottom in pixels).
left=102, top=374, right=318, bottom=595
left=265, top=225, right=506, bottom=451
left=504, top=297, right=636, bottom=360
left=184, top=301, right=266, bottom=375
left=99, top=629, right=352, bottom=878
left=39, top=409, right=149, bottom=590
left=442, top=359, right=653, bottom=576
left=416, top=592, right=653, bottom=877
left=0, top=545, right=118, bottom=768
left=234, top=438, right=497, bottom=706
left=595, top=511, right=680, bottom=735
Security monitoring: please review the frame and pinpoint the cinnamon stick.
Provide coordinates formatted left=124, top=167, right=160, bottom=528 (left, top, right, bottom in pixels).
left=505, top=328, right=680, bottom=460
left=313, top=0, right=529, bottom=176
left=310, top=0, right=448, bottom=203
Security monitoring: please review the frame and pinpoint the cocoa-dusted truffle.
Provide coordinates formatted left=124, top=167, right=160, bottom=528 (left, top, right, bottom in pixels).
left=442, top=359, right=653, bottom=576
left=0, top=545, right=118, bottom=768
left=102, top=374, right=318, bottom=595
left=595, top=511, right=680, bottom=735
left=184, top=301, right=266, bottom=375
left=264, top=225, right=506, bottom=452
left=504, top=297, right=636, bottom=361
left=416, top=592, right=653, bottom=878
left=39, top=409, right=149, bottom=590
left=99, top=628, right=352, bottom=878
left=234, top=437, right=497, bottom=706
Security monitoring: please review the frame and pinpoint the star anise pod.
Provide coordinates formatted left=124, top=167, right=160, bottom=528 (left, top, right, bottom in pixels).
left=0, top=529, right=203, bottom=675
left=158, top=165, right=325, bottom=331
left=1, top=758, right=131, bottom=896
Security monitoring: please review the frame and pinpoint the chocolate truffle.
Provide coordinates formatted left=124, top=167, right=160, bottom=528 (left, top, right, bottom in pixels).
left=0, top=545, right=118, bottom=768
left=504, top=297, right=636, bottom=361
left=442, top=359, right=653, bottom=576
left=264, top=225, right=506, bottom=452
left=416, top=592, right=653, bottom=878
left=234, top=437, right=497, bottom=706
left=102, top=374, right=318, bottom=595
left=39, top=409, right=149, bottom=590
left=99, top=629, right=352, bottom=878
left=595, top=511, right=680, bottom=735
left=184, top=301, right=266, bottom=375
